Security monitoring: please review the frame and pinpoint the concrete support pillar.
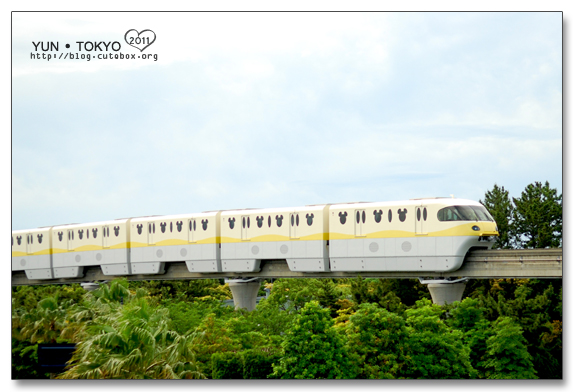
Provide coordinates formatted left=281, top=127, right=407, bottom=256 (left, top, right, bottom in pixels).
left=419, top=278, right=468, bottom=305
left=226, top=279, right=261, bottom=311
left=427, top=282, right=466, bottom=305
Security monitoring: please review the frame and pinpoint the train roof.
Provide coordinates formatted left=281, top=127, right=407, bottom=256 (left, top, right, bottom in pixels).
left=329, top=198, right=483, bottom=209
left=220, top=204, right=328, bottom=216
left=51, top=218, right=131, bottom=230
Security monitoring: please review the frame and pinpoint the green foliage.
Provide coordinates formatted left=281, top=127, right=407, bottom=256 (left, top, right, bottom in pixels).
left=210, top=349, right=282, bottom=379
left=403, top=299, right=476, bottom=379
left=491, top=280, right=562, bottom=379
left=482, top=317, right=537, bottom=379
left=317, top=279, right=340, bottom=317
left=511, top=181, right=562, bottom=248
left=129, top=279, right=232, bottom=303
left=211, top=352, right=243, bottom=379
left=242, top=349, right=282, bottom=379
left=445, top=298, right=492, bottom=377
left=345, top=303, right=409, bottom=379
left=12, top=284, right=84, bottom=312
left=480, top=184, right=514, bottom=249
left=59, top=294, right=205, bottom=379
left=350, top=277, right=429, bottom=312
left=166, top=298, right=236, bottom=336
left=13, top=296, right=71, bottom=344
left=264, top=278, right=321, bottom=311
left=272, top=301, right=356, bottom=379
left=11, top=339, right=48, bottom=379
left=191, top=313, right=241, bottom=376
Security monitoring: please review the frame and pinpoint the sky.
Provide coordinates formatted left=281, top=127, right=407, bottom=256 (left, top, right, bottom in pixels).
left=10, top=11, right=563, bottom=231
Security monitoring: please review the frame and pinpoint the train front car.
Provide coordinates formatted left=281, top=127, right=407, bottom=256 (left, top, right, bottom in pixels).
left=328, top=198, right=498, bottom=272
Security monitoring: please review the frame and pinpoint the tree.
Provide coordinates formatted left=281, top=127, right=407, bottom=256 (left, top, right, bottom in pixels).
left=345, top=303, right=409, bottom=379
left=350, top=277, right=429, bottom=312
left=13, top=296, right=69, bottom=344
left=403, top=299, right=476, bottom=379
left=480, top=184, right=514, bottom=249
left=317, top=279, right=340, bottom=317
left=490, top=280, right=562, bottom=379
left=445, top=298, right=493, bottom=378
left=511, top=181, right=562, bottom=248
left=263, top=279, right=321, bottom=312
left=272, top=301, right=356, bottom=379
left=482, top=317, right=537, bottom=379
left=59, top=289, right=205, bottom=379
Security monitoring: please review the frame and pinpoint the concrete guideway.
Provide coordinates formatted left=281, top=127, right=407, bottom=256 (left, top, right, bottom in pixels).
left=11, top=249, right=563, bottom=285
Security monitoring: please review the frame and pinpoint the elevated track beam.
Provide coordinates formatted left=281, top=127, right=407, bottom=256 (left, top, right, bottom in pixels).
left=11, top=249, right=562, bottom=286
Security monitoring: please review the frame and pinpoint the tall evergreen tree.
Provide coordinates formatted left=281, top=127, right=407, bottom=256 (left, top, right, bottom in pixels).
left=511, top=181, right=562, bottom=248
left=480, top=184, right=514, bottom=249
left=345, top=303, right=409, bottom=379
left=482, top=317, right=537, bottom=379
left=272, top=301, right=356, bottom=379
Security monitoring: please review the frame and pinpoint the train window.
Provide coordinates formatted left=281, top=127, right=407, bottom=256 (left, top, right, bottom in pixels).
left=356, top=211, right=360, bottom=224
left=189, top=221, right=192, bottom=231
left=471, top=206, right=494, bottom=221
left=362, top=211, right=366, bottom=223
left=170, top=222, right=173, bottom=232
left=291, top=214, right=294, bottom=226
left=248, top=217, right=250, bottom=228
left=417, top=208, right=421, bottom=221
left=243, top=217, right=246, bottom=229
left=388, top=209, right=392, bottom=222
left=437, top=206, right=494, bottom=222
left=296, top=214, right=299, bottom=226
left=193, top=220, right=196, bottom=231
left=423, top=208, right=427, bottom=221
left=268, top=216, right=271, bottom=227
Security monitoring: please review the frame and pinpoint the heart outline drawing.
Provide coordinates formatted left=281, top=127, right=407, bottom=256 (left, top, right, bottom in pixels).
left=124, top=29, right=156, bottom=52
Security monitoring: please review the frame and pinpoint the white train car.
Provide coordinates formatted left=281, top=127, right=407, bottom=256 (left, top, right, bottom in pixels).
left=51, top=219, right=131, bottom=278
left=328, top=198, right=498, bottom=272
left=220, top=205, right=330, bottom=272
left=12, top=227, right=53, bottom=280
left=129, top=212, right=221, bottom=274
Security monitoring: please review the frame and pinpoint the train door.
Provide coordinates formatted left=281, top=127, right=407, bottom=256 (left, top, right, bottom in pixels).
left=26, top=233, right=32, bottom=254
left=148, top=222, right=155, bottom=245
left=188, top=218, right=196, bottom=243
left=241, top=216, right=249, bottom=240
left=103, top=226, right=110, bottom=248
left=355, top=209, right=366, bottom=237
left=416, top=206, right=428, bottom=234
left=289, top=212, right=299, bottom=239
left=67, top=230, right=74, bottom=251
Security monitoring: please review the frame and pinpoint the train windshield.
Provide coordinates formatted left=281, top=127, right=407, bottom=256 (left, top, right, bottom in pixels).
left=437, top=205, right=494, bottom=222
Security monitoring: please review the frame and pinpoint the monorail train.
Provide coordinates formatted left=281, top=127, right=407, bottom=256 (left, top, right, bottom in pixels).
left=12, top=198, right=498, bottom=280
